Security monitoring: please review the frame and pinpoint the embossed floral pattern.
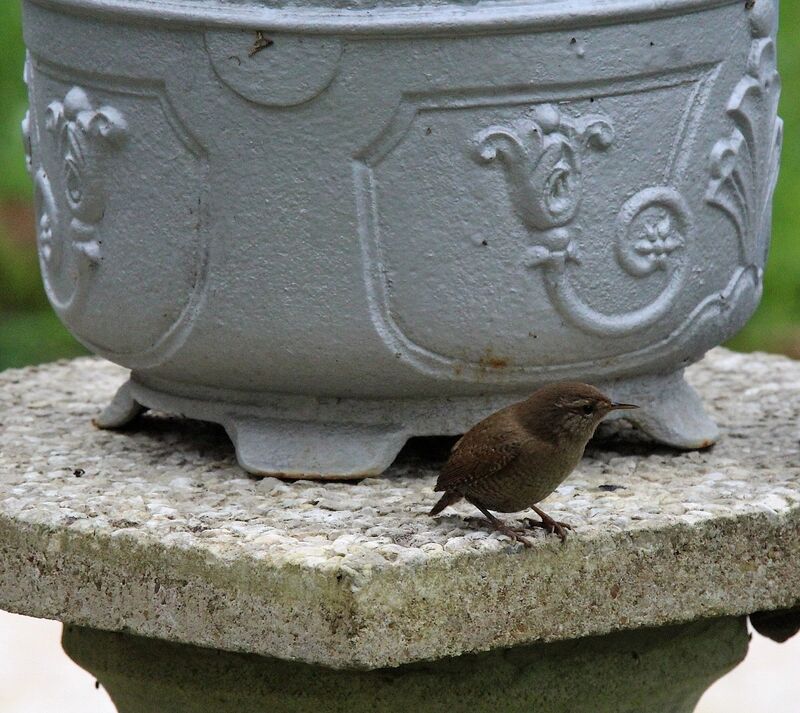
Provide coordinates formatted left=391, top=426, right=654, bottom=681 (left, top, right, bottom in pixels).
left=616, top=187, right=690, bottom=278
left=473, top=103, right=696, bottom=337
left=28, top=84, right=128, bottom=312
left=706, top=3, right=782, bottom=266
left=635, top=212, right=682, bottom=263
left=45, top=86, right=127, bottom=257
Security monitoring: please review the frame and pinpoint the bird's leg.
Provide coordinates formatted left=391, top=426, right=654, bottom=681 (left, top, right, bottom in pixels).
left=524, top=504, right=573, bottom=543
left=464, top=515, right=528, bottom=536
left=467, top=500, right=533, bottom=549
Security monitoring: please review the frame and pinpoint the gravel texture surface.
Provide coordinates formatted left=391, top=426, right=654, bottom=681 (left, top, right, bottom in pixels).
left=1, top=349, right=799, bottom=668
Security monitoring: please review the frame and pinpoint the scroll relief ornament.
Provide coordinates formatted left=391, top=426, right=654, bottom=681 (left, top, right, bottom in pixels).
left=473, top=104, right=691, bottom=337
left=28, top=79, right=128, bottom=314
left=706, top=8, right=783, bottom=269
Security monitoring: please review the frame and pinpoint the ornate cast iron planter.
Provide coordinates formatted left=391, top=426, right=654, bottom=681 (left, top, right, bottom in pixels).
left=22, top=0, right=782, bottom=478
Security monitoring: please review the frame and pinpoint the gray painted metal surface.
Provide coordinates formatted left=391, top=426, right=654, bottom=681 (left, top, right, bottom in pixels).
left=22, top=0, right=782, bottom=477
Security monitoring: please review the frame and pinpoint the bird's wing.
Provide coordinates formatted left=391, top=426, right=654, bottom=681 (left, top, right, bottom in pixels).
left=434, top=420, right=524, bottom=492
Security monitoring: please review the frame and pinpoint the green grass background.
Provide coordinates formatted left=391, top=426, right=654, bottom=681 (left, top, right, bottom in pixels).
left=0, top=2, right=798, bottom=371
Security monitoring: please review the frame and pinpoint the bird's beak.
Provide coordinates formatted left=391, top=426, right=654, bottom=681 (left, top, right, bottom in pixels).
left=609, top=402, right=639, bottom=411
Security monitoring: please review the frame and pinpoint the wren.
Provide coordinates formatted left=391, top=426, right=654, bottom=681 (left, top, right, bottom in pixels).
left=429, top=382, right=638, bottom=547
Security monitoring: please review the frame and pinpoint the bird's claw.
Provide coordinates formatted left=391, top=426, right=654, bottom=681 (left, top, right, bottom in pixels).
left=464, top=517, right=533, bottom=548
left=499, top=526, right=533, bottom=548
left=523, top=517, right=573, bottom=543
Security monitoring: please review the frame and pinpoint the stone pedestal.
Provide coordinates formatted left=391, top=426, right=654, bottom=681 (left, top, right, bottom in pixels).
left=63, top=619, right=747, bottom=713
left=2, top=349, right=800, bottom=711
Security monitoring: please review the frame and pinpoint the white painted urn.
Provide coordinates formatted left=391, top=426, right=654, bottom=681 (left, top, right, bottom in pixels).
left=22, top=0, right=782, bottom=478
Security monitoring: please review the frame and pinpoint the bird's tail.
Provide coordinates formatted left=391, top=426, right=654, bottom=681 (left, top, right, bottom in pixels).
left=429, top=490, right=462, bottom=516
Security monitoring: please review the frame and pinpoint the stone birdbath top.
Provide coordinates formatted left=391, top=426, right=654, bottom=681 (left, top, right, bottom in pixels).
left=1, top=348, right=799, bottom=669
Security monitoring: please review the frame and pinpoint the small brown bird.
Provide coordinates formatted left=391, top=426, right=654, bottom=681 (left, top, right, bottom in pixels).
left=430, top=382, right=638, bottom=547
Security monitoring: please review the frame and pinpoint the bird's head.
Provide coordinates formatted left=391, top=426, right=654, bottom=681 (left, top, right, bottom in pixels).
left=521, top=382, right=638, bottom=442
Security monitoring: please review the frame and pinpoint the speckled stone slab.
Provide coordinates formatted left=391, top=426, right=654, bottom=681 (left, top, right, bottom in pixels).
left=1, top=349, right=799, bottom=669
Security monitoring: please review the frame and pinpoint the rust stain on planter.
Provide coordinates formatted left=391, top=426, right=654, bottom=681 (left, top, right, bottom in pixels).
left=479, top=349, right=510, bottom=370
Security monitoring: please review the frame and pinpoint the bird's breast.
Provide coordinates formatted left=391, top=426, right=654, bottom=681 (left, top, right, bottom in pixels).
left=466, top=444, right=582, bottom=513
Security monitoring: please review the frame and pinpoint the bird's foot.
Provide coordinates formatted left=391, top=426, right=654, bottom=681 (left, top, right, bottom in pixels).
left=465, top=517, right=533, bottom=548
left=523, top=515, right=573, bottom=543
left=529, top=504, right=573, bottom=543
left=495, top=522, right=534, bottom=549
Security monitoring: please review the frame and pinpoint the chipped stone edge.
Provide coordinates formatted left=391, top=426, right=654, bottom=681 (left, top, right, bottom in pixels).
left=2, top=506, right=800, bottom=669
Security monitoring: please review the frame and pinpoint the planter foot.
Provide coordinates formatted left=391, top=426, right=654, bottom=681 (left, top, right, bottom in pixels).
left=111, top=378, right=413, bottom=480
left=601, top=370, right=719, bottom=450
left=224, top=416, right=408, bottom=480
left=94, top=380, right=147, bottom=429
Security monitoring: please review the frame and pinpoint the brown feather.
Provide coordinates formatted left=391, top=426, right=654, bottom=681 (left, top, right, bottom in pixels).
left=429, top=490, right=463, bottom=516
left=434, top=407, right=525, bottom=493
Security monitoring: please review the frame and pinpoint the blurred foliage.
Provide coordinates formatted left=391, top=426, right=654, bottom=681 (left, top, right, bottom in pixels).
left=0, top=1, right=798, bottom=371
left=0, top=2, right=30, bottom=201
left=0, top=310, right=86, bottom=368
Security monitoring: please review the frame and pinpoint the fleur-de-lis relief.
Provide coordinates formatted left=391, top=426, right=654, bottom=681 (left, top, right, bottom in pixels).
left=473, top=104, right=614, bottom=279
left=474, top=104, right=614, bottom=237
left=45, top=86, right=128, bottom=264
left=706, top=4, right=782, bottom=267
left=23, top=76, right=129, bottom=316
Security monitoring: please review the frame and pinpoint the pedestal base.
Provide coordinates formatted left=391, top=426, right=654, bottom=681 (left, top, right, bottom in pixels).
left=63, top=617, right=747, bottom=713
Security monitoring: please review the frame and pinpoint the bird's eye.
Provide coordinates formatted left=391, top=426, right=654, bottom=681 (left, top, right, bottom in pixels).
left=582, top=404, right=594, bottom=415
